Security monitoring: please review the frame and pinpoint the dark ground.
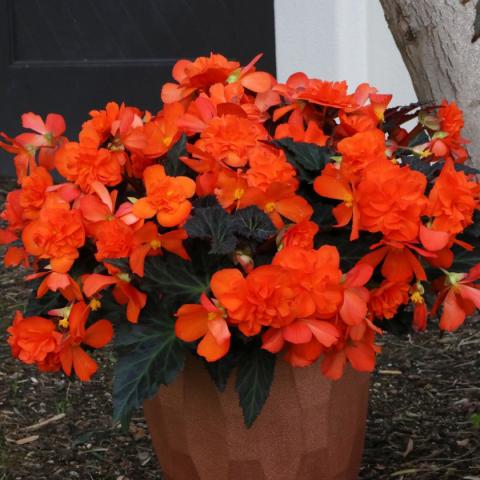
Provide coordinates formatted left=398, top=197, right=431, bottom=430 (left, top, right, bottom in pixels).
left=0, top=177, right=479, bottom=480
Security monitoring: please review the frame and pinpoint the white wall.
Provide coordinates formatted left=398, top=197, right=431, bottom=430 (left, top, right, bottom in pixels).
left=274, top=0, right=417, bottom=106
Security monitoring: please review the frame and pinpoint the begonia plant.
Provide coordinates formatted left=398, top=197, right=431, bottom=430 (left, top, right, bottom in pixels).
left=1, top=53, right=479, bottom=427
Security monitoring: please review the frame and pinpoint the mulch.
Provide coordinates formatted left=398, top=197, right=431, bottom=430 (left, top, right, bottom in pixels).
left=0, top=176, right=479, bottom=480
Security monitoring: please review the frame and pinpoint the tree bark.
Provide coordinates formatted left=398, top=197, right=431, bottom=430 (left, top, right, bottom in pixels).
left=379, top=0, right=480, bottom=167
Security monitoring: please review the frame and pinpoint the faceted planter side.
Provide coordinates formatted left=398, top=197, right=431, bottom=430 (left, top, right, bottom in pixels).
left=144, top=358, right=370, bottom=480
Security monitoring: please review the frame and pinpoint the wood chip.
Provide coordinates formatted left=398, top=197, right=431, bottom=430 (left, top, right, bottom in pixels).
left=378, top=369, right=403, bottom=375
left=15, top=435, right=39, bottom=445
left=402, top=437, right=414, bottom=458
left=391, top=468, right=422, bottom=477
left=22, top=413, right=66, bottom=432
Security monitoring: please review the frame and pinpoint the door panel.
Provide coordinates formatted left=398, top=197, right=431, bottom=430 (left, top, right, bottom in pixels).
left=0, top=0, right=276, bottom=175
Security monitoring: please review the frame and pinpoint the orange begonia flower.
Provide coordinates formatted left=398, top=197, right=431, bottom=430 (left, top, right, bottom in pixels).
left=21, top=112, right=66, bottom=148
left=278, top=220, right=319, bottom=250
left=161, top=53, right=241, bottom=104
left=1, top=113, right=66, bottom=180
left=214, top=168, right=249, bottom=210
left=0, top=132, right=37, bottom=181
left=130, top=222, right=189, bottom=277
left=22, top=195, right=85, bottom=273
left=210, top=266, right=310, bottom=336
left=429, top=101, right=469, bottom=163
left=337, top=129, right=387, bottom=182
left=3, top=246, right=29, bottom=268
left=21, top=112, right=68, bottom=171
left=321, top=329, right=379, bottom=380
left=1, top=190, right=24, bottom=242
left=410, top=283, right=428, bottom=332
left=262, top=319, right=339, bottom=356
left=272, top=245, right=344, bottom=319
left=427, top=159, right=480, bottom=235
left=432, top=266, right=480, bottom=332
left=360, top=238, right=438, bottom=283
left=175, top=295, right=230, bottom=362
left=356, top=162, right=428, bottom=243
left=83, top=102, right=145, bottom=152
left=313, top=164, right=360, bottom=240
left=274, top=110, right=328, bottom=147
left=83, top=273, right=146, bottom=324
left=57, top=302, right=113, bottom=381
left=94, top=217, right=135, bottom=262
left=241, top=182, right=313, bottom=229
left=337, top=92, right=392, bottom=136
left=141, top=103, right=184, bottom=159
left=19, top=166, right=53, bottom=220
left=190, top=114, right=266, bottom=169
left=132, top=165, right=196, bottom=228
left=370, top=280, right=410, bottom=320
left=55, top=137, right=123, bottom=193
left=245, top=145, right=296, bottom=192
left=226, top=53, right=276, bottom=94
left=296, top=79, right=357, bottom=110
left=79, top=181, right=138, bottom=234
left=340, top=264, right=373, bottom=326
left=7, top=311, right=62, bottom=366
left=283, top=338, right=325, bottom=367
left=25, top=271, right=83, bottom=302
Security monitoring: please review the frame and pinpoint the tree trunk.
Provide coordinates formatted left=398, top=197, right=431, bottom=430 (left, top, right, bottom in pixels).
left=379, top=0, right=480, bottom=167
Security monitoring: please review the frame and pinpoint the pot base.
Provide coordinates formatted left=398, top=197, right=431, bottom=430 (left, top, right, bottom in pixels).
left=144, top=358, right=370, bottom=480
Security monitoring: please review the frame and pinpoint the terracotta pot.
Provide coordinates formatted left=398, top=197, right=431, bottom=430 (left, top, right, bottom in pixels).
left=144, top=358, right=370, bottom=480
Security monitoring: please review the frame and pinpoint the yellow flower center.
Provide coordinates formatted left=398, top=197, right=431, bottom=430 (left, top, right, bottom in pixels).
left=264, top=202, right=276, bottom=214
left=234, top=188, right=245, bottom=200
left=419, top=149, right=432, bottom=159
left=59, top=318, right=69, bottom=328
left=207, top=312, right=217, bottom=321
left=150, top=239, right=162, bottom=250
left=89, top=298, right=102, bottom=311
left=410, top=292, right=424, bottom=304
left=163, top=136, right=172, bottom=147
left=344, top=193, right=353, bottom=208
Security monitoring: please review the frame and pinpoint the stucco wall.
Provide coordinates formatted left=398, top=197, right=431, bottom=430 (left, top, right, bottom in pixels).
left=274, top=0, right=417, bottom=106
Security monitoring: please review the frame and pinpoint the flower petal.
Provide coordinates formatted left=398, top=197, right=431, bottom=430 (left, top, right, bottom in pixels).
left=72, top=346, right=99, bottom=381
left=132, top=197, right=157, bottom=219
left=84, top=320, right=114, bottom=348
left=175, top=304, right=208, bottom=342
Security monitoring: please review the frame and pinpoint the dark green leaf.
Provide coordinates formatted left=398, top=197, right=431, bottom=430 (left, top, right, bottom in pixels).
left=113, top=296, right=185, bottom=426
left=450, top=244, right=480, bottom=272
left=408, top=130, right=430, bottom=148
left=25, top=289, right=62, bottom=317
left=399, top=154, right=443, bottom=180
left=92, top=289, right=127, bottom=324
left=192, top=195, right=219, bottom=208
left=142, top=252, right=211, bottom=303
left=465, top=211, right=480, bottom=238
left=315, top=229, right=380, bottom=271
left=203, top=348, right=241, bottom=392
left=400, top=154, right=480, bottom=179
left=274, top=138, right=333, bottom=182
left=185, top=205, right=237, bottom=255
left=453, top=162, right=480, bottom=175
left=104, top=257, right=129, bottom=271
left=163, top=134, right=193, bottom=177
left=382, top=102, right=421, bottom=133
left=310, top=200, right=335, bottom=229
left=231, top=206, right=276, bottom=242
left=377, top=306, right=413, bottom=336
left=236, top=347, right=275, bottom=428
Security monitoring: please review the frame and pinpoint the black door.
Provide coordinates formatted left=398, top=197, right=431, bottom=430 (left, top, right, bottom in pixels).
left=0, top=0, right=276, bottom=175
